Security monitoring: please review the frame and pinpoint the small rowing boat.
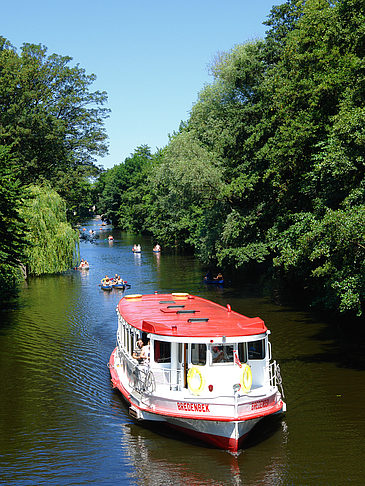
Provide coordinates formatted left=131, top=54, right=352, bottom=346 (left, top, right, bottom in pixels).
left=204, top=278, right=224, bottom=285
left=101, top=285, right=113, bottom=291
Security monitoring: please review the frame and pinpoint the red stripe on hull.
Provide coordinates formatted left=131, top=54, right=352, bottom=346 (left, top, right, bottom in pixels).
left=166, top=422, right=244, bottom=452
left=109, top=349, right=284, bottom=452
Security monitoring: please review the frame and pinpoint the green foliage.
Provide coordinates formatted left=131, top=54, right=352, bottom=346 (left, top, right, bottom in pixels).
left=20, top=185, right=79, bottom=275
left=147, top=131, right=225, bottom=254
left=271, top=207, right=365, bottom=315
left=0, top=35, right=109, bottom=289
left=94, top=0, right=365, bottom=316
left=95, top=145, right=154, bottom=227
left=0, top=37, right=108, bottom=208
left=0, top=145, right=29, bottom=295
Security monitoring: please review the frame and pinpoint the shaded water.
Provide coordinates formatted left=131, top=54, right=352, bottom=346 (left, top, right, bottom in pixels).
left=1, top=219, right=364, bottom=485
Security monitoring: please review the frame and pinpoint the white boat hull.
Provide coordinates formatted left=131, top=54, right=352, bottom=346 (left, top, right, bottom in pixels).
left=109, top=348, right=285, bottom=452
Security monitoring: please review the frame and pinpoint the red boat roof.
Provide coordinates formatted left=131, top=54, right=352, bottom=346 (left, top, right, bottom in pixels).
left=118, top=293, right=267, bottom=338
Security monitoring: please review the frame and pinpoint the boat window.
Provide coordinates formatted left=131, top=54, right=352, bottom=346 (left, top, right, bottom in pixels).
left=238, top=342, right=247, bottom=363
left=154, top=340, right=171, bottom=363
left=210, top=344, right=234, bottom=364
left=191, top=343, right=206, bottom=365
left=248, top=339, right=265, bottom=360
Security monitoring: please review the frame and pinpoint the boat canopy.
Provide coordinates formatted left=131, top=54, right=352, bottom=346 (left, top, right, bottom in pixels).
left=118, top=293, right=267, bottom=338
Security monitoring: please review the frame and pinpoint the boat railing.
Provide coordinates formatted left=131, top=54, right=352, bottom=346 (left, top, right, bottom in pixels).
left=268, top=361, right=285, bottom=398
left=132, top=366, right=183, bottom=393
left=116, top=335, right=183, bottom=393
left=150, top=367, right=182, bottom=391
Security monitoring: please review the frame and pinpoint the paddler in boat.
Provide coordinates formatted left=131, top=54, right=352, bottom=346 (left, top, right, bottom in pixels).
left=204, top=270, right=213, bottom=281
left=214, top=272, right=223, bottom=281
left=132, top=339, right=144, bottom=363
left=101, top=275, right=110, bottom=286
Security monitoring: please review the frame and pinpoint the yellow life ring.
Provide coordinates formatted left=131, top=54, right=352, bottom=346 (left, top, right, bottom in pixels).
left=240, top=364, right=252, bottom=393
left=125, top=294, right=142, bottom=299
left=171, top=292, right=189, bottom=299
left=187, top=366, right=205, bottom=395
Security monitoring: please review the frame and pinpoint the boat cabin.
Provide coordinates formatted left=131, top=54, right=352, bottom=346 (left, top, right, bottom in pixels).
left=116, top=293, right=275, bottom=397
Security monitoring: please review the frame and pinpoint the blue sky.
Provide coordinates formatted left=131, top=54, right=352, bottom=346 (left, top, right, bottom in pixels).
left=2, top=0, right=281, bottom=169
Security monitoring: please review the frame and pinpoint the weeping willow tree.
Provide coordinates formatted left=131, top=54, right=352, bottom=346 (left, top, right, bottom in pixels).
left=21, top=185, right=79, bottom=276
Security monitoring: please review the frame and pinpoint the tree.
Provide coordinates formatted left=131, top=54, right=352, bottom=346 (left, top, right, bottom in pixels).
left=0, top=38, right=109, bottom=185
left=20, top=185, right=79, bottom=276
left=0, top=145, right=29, bottom=294
left=96, top=145, right=154, bottom=227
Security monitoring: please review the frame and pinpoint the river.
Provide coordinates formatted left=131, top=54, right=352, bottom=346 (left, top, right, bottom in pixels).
left=1, top=219, right=364, bottom=485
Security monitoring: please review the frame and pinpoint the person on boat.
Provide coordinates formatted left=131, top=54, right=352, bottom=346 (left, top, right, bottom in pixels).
left=136, top=244, right=141, bottom=252
left=153, top=244, right=161, bottom=252
left=132, top=339, right=144, bottom=362
left=214, top=272, right=223, bottom=281
left=211, top=345, right=224, bottom=363
left=204, top=270, right=213, bottom=281
left=132, top=243, right=137, bottom=252
left=101, top=275, right=110, bottom=285
left=141, top=341, right=150, bottom=363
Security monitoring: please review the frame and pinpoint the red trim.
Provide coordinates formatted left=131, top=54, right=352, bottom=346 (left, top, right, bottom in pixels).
left=167, top=422, right=244, bottom=452
left=109, top=349, right=284, bottom=423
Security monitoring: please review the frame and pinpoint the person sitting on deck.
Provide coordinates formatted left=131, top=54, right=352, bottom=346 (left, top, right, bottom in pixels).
left=132, top=339, right=144, bottom=362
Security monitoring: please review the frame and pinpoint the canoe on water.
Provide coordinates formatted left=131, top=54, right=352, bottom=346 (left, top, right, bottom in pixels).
left=204, top=279, right=224, bottom=285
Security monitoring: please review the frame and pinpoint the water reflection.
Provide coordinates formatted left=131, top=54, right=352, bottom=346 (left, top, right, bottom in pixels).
left=1, top=222, right=364, bottom=485
left=115, top=398, right=288, bottom=486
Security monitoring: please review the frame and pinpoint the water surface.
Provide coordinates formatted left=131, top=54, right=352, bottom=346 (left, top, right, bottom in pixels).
left=1, top=220, right=364, bottom=485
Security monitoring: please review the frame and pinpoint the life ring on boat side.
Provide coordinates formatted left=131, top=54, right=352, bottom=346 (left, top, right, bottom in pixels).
left=240, top=364, right=252, bottom=393
left=187, top=366, right=205, bottom=396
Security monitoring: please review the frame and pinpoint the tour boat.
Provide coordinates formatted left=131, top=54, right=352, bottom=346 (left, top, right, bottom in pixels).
left=108, top=292, right=286, bottom=452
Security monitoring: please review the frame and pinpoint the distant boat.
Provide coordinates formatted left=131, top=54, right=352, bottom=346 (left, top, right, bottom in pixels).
left=204, top=278, right=224, bottom=285
left=101, top=284, right=113, bottom=291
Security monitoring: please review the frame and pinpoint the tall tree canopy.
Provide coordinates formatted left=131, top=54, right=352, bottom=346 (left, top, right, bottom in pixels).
left=20, top=185, right=79, bottom=276
left=95, top=0, right=364, bottom=316
left=0, top=37, right=109, bottom=186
